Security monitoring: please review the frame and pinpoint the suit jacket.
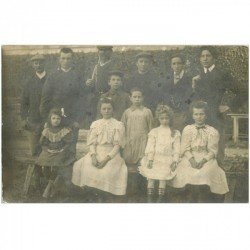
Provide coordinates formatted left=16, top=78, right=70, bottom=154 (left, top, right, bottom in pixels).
left=160, top=71, right=193, bottom=113
left=40, top=68, right=86, bottom=125
left=193, top=66, right=235, bottom=128
left=21, top=72, right=47, bottom=124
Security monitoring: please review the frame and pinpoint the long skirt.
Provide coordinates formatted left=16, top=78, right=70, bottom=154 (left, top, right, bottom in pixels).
left=170, top=153, right=229, bottom=195
left=72, top=145, right=128, bottom=195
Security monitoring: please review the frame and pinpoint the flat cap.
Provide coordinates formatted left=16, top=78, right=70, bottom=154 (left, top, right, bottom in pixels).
left=97, top=46, right=113, bottom=51
left=30, top=54, right=45, bottom=61
left=108, top=70, right=124, bottom=78
left=135, top=52, right=153, bottom=60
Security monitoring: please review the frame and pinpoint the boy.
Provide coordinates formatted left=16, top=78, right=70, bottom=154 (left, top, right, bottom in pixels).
left=97, top=70, right=131, bottom=120
left=21, top=54, right=47, bottom=156
left=161, top=54, right=193, bottom=131
left=126, top=52, right=161, bottom=111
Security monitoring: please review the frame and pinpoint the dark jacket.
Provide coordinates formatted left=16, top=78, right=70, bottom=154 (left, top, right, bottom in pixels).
left=40, top=68, right=86, bottom=125
left=126, top=70, right=162, bottom=111
left=193, top=66, right=236, bottom=128
left=96, top=89, right=131, bottom=120
left=21, top=72, right=47, bottom=124
left=161, top=71, right=193, bottom=113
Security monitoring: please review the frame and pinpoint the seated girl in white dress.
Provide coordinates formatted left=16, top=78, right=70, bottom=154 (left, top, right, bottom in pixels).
left=71, top=98, right=128, bottom=201
left=171, top=101, right=229, bottom=202
left=139, top=105, right=181, bottom=202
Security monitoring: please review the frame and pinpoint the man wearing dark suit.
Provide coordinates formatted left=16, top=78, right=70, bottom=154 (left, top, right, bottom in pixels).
left=161, top=55, right=193, bottom=131
left=21, top=54, right=47, bottom=156
left=192, top=46, right=236, bottom=162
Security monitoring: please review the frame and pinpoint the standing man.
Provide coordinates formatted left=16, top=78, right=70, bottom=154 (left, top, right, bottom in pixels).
left=161, top=54, right=193, bottom=132
left=21, top=54, right=47, bottom=156
left=86, top=46, right=118, bottom=123
left=126, top=52, right=161, bottom=112
left=40, top=47, right=86, bottom=155
left=192, top=46, right=236, bottom=162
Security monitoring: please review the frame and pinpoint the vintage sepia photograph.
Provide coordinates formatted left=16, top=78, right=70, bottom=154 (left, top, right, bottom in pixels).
left=2, top=45, right=248, bottom=203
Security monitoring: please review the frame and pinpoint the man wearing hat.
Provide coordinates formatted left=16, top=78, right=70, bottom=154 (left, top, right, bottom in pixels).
left=126, top=52, right=161, bottom=111
left=40, top=47, right=86, bottom=154
left=86, top=46, right=121, bottom=123
left=21, top=53, right=47, bottom=156
left=96, top=70, right=131, bottom=120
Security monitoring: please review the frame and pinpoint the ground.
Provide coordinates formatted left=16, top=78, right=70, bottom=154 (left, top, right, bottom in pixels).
left=2, top=130, right=248, bottom=203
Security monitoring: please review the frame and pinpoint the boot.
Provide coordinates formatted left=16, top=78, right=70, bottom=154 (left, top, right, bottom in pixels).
left=157, top=188, right=165, bottom=203
left=147, top=188, right=154, bottom=203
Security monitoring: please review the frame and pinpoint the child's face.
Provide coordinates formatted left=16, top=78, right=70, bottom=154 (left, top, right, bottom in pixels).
left=130, top=91, right=143, bottom=106
left=158, top=113, right=170, bottom=126
left=200, top=50, right=214, bottom=68
left=193, top=108, right=206, bottom=125
left=100, top=103, right=113, bottom=119
left=171, top=57, right=184, bottom=75
left=108, top=75, right=122, bottom=90
left=136, top=57, right=150, bottom=73
left=51, top=114, right=61, bottom=127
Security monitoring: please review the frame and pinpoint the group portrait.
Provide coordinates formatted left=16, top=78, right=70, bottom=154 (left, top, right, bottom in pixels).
left=2, top=45, right=248, bottom=203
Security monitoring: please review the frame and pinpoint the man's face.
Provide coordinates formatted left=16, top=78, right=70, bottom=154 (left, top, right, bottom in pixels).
left=108, top=75, right=122, bottom=90
left=136, top=57, right=151, bottom=73
left=193, top=108, right=206, bottom=125
left=59, top=52, right=73, bottom=70
left=171, top=57, right=184, bottom=74
left=200, top=50, right=214, bottom=68
left=98, top=50, right=112, bottom=61
left=32, top=60, right=45, bottom=73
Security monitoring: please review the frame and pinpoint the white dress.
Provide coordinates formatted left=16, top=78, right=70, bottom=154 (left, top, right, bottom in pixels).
left=71, top=118, right=128, bottom=195
left=171, top=124, right=229, bottom=194
left=139, top=126, right=181, bottom=180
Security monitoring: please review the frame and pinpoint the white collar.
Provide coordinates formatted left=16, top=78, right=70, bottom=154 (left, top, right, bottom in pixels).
left=99, top=60, right=111, bottom=67
left=36, top=71, right=46, bottom=79
left=174, top=70, right=184, bottom=79
left=61, top=67, right=72, bottom=72
left=204, top=64, right=215, bottom=73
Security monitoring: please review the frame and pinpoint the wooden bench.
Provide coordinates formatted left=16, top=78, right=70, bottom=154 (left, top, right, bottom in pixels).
left=227, top=113, right=248, bottom=143
left=14, top=155, right=38, bottom=198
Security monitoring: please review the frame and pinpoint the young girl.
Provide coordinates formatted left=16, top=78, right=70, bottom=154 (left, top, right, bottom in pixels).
left=171, top=101, right=229, bottom=202
left=36, top=108, right=75, bottom=199
left=71, top=98, right=127, bottom=200
left=139, top=105, right=181, bottom=202
left=121, top=88, right=154, bottom=166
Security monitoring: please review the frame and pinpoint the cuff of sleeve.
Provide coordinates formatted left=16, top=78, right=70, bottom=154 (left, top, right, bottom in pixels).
left=147, top=153, right=154, bottom=161
left=204, top=153, right=214, bottom=162
left=184, top=151, right=193, bottom=160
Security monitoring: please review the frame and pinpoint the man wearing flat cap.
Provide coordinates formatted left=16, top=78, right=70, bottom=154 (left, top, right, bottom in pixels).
left=126, top=52, right=162, bottom=112
left=86, top=46, right=121, bottom=123
left=21, top=53, right=47, bottom=156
